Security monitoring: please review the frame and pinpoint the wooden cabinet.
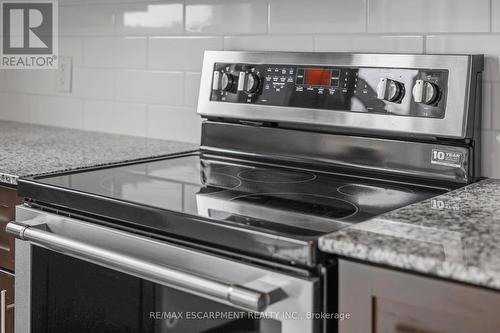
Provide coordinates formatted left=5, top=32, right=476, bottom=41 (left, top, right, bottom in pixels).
left=0, top=185, right=21, bottom=333
left=0, top=185, right=21, bottom=271
left=338, top=259, right=500, bottom=333
left=0, top=270, right=14, bottom=333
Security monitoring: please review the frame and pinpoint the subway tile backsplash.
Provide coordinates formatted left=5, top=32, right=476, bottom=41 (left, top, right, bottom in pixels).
left=148, top=37, right=223, bottom=71
left=83, top=37, right=148, bottom=68
left=0, top=0, right=499, bottom=178
left=115, top=70, right=184, bottom=105
left=185, top=0, right=268, bottom=35
left=313, top=35, right=423, bottom=53
left=368, top=0, right=490, bottom=33
left=268, top=0, right=366, bottom=34
left=494, top=0, right=500, bottom=32
left=114, top=3, right=184, bottom=36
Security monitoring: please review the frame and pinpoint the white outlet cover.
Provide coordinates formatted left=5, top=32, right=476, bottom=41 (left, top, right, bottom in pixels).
left=57, top=56, right=73, bottom=93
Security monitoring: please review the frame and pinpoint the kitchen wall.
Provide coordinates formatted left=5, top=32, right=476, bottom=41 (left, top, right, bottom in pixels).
left=0, top=0, right=499, bottom=177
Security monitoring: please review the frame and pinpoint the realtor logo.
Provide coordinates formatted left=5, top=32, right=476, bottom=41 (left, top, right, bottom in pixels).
left=1, top=0, right=58, bottom=69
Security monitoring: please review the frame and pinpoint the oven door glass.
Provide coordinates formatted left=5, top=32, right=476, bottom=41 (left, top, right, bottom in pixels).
left=31, top=247, right=281, bottom=333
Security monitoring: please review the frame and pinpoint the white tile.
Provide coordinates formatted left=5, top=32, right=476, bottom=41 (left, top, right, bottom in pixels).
left=147, top=105, right=201, bottom=143
left=224, top=36, right=314, bottom=52
left=186, top=0, right=267, bottom=35
left=83, top=100, right=147, bottom=137
left=0, top=93, right=32, bottom=123
left=184, top=72, right=201, bottom=107
left=115, top=70, right=184, bottom=105
left=72, top=68, right=114, bottom=100
left=60, top=0, right=146, bottom=5
left=115, top=3, right=183, bottom=35
left=149, top=37, right=223, bottom=71
left=481, top=130, right=500, bottom=178
left=492, top=83, right=500, bottom=130
left=31, top=96, right=83, bottom=129
left=83, top=100, right=114, bottom=133
left=315, top=35, right=423, bottom=53
left=493, top=0, right=500, bottom=32
left=368, top=0, right=490, bottom=33
left=59, top=5, right=115, bottom=36
left=59, top=37, right=84, bottom=66
left=0, top=70, right=5, bottom=92
left=269, top=0, right=365, bottom=34
left=84, top=37, right=147, bottom=69
left=4, top=70, right=56, bottom=95
left=483, top=82, right=492, bottom=130
left=426, top=35, right=500, bottom=82
left=112, top=102, right=147, bottom=137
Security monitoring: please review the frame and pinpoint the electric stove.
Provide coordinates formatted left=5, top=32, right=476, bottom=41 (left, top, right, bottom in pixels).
left=8, top=52, right=483, bottom=333
left=16, top=51, right=483, bottom=267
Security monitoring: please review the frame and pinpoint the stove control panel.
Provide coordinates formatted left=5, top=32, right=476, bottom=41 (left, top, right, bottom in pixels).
left=210, top=62, right=448, bottom=119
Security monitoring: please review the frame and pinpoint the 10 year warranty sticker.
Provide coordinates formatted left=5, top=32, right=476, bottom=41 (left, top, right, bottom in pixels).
left=431, top=149, right=464, bottom=168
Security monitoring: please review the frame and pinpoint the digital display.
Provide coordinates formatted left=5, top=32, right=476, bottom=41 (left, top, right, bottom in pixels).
left=304, top=68, right=332, bottom=86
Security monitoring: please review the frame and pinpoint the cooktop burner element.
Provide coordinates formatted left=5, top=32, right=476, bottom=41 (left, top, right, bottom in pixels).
left=229, top=193, right=356, bottom=219
left=238, top=169, right=316, bottom=184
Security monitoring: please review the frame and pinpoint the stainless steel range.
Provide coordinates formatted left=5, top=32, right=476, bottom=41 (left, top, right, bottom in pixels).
left=7, top=51, right=483, bottom=333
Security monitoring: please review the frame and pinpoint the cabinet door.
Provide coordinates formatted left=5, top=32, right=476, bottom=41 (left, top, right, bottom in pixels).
left=338, top=259, right=500, bottom=333
left=0, top=270, right=14, bottom=333
left=0, top=185, right=22, bottom=271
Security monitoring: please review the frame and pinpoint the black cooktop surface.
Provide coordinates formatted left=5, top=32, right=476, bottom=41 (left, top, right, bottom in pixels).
left=26, top=153, right=446, bottom=238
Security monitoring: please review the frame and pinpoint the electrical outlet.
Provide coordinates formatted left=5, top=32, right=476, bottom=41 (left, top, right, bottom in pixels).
left=57, top=56, right=73, bottom=93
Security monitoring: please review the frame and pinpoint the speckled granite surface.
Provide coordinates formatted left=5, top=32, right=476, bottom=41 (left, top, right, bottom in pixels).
left=319, top=179, right=500, bottom=290
left=0, top=121, right=198, bottom=185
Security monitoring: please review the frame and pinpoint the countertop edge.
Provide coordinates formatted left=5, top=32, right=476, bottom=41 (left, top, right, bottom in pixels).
left=0, top=148, right=199, bottom=186
left=319, top=237, right=500, bottom=291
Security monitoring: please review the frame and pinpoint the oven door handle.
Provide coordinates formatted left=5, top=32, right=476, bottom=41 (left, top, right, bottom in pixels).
left=6, top=222, right=272, bottom=312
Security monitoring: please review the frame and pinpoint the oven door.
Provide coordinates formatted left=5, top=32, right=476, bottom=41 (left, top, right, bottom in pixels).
left=9, top=206, right=320, bottom=333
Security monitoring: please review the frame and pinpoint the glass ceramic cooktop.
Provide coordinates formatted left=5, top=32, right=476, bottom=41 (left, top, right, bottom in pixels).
left=39, top=154, right=445, bottom=236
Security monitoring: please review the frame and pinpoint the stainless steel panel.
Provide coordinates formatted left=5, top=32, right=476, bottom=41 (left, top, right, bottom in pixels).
left=14, top=205, right=319, bottom=333
left=201, top=121, right=472, bottom=184
left=7, top=222, right=271, bottom=312
left=198, top=51, right=483, bottom=139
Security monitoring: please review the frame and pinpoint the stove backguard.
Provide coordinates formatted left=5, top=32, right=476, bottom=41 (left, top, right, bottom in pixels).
left=197, top=51, right=484, bottom=185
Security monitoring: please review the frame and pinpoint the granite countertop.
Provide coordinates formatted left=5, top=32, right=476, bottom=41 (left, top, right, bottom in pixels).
left=0, top=121, right=198, bottom=185
left=319, top=179, right=500, bottom=291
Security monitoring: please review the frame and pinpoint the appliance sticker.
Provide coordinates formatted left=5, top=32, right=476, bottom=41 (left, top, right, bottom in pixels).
left=431, top=149, right=464, bottom=168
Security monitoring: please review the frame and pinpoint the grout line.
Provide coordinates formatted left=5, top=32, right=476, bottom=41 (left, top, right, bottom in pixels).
left=112, top=69, right=117, bottom=102
left=145, top=104, right=150, bottom=138
left=182, top=0, right=187, bottom=35
left=365, top=0, right=369, bottom=33
left=266, top=0, right=271, bottom=34
left=145, top=37, right=150, bottom=69
left=491, top=0, right=494, bottom=32
left=58, top=31, right=500, bottom=39
left=422, top=35, right=427, bottom=54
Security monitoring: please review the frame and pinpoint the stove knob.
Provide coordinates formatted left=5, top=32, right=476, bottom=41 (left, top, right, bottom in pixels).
left=221, top=72, right=234, bottom=91
left=245, top=73, right=261, bottom=94
left=412, top=80, right=439, bottom=105
left=376, top=78, right=404, bottom=102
